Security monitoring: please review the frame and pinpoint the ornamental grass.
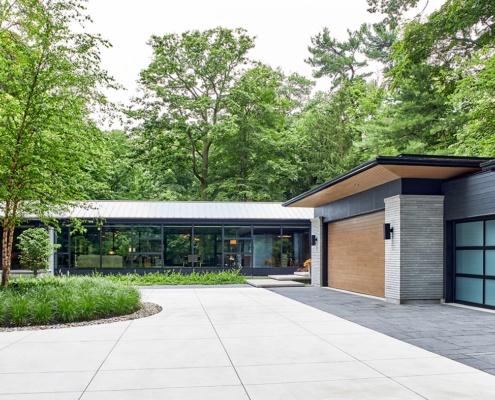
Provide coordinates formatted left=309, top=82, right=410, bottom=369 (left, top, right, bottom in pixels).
left=0, top=275, right=141, bottom=327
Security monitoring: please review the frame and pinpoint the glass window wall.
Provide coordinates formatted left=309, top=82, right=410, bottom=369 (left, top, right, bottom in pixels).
left=48, top=222, right=310, bottom=272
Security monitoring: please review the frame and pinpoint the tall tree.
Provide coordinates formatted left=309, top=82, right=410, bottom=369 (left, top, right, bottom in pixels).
left=306, top=27, right=370, bottom=89
left=0, top=0, right=115, bottom=286
left=135, top=27, right=254, bottom=200
left=208, top=65, right=313, bottom=201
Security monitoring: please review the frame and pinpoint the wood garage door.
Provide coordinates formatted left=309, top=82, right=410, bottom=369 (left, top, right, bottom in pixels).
left=328, top=211, right=385, bottom=297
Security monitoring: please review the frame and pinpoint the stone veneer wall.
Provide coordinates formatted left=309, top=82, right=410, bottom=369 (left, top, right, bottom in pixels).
left=310, top=217, right=323, bottom=287
left=384, top=195, right=444, bottom=303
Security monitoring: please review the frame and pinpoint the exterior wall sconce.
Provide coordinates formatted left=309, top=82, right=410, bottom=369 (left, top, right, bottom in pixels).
left=311, top=235, right=318, bottom=246
left=383, top=223, right=394, bottom=240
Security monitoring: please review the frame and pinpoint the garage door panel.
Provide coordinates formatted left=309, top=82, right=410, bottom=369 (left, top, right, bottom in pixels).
left=328, top=211, right=385, bottom=297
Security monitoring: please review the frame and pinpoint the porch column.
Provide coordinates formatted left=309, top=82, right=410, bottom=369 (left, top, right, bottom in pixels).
left=310, top=217, right=323, bottom=287
left=384, top=195, right=444, bottom=303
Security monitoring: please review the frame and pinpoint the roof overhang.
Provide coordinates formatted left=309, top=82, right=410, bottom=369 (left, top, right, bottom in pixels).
left=284, top=155, right=492, bottom=208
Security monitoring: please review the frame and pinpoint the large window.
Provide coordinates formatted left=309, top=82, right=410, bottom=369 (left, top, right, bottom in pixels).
left=455, top=220, right=495, bottom=307
left=52, top=222, right=310, bottom=272
left=133, top=225, right=162, bottom=268
left=164, top=226, right=192, bottom=267
left=194, top=226, right=222, bottom=267
left=71, top=226, right=101, bottom=269
left=253, top=226, right=281, bottom=268
left=224, top=226, right=252, bottom=268
left=281, top=226, right=310, bottom=268
left=102, top=226, right=132, bottom=268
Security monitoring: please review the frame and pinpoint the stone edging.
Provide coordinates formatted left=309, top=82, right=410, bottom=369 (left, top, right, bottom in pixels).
left=0, top=302, right=162, bottom=332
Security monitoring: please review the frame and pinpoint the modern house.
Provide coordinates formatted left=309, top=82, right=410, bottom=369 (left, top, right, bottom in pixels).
left=4, top=202, right=312, bottom=276
left=3, top=154, right=495, bottom=310
left=285, top=154, right=495, bottom=309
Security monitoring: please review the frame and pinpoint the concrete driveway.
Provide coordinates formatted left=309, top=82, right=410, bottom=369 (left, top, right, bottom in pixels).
left=1, top=287, right=495, bottom=399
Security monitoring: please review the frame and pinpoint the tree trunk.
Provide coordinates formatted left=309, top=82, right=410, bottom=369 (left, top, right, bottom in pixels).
left=200, top=141, right=211, bottom=200
left=2, top=199, right=18, bottom=287
left=1, top=224, right=14, bottom=287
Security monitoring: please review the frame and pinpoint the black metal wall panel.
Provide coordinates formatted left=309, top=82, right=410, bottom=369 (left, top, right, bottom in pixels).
left=401, top=178, right=445, bottom=195
left=444, top=171, right=495, bottom=221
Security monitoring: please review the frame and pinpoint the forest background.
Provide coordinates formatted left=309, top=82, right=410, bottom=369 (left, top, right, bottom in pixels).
left=1, top=0, right=494, bottom=207
left=100, top=0, right=495, bottom=202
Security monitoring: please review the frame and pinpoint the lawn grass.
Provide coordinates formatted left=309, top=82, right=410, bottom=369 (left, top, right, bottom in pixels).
left=0, top=275, right=141, bottom=327
left=100, top=269, right=246, bottom=286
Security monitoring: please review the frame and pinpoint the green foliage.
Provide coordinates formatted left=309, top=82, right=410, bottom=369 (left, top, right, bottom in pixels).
left=207, top=64, right=313, bottom=201
left=450, top=48, right=495, bottom=156
left=133, top=27, right=255, bottom=200
left=0, top=276, right=141, bottom=327
left=306, top=27, right=370, bottom=87
left=0, top=0, right=116, bottom=285
left=16, top=228, right=59, bottom=277
left=100, top=269, right=246, bottom=286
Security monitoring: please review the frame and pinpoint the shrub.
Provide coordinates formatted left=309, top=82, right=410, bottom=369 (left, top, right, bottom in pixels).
left=16, top=228, right=60, bottom=277
left=0, top=276, right=141, bottom=327
left=100, top=269, right=246, bottom=286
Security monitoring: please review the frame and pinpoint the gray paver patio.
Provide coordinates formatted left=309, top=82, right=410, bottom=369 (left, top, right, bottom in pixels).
left=270, top=286, right=495, bottom=376
left=0, top=286, right=494, bottom=399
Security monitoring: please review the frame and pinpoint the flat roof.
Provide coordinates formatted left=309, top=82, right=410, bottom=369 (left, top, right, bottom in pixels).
left=284, top=154, right=492, bottom=208
left=53, top=201, right=314, bottom=221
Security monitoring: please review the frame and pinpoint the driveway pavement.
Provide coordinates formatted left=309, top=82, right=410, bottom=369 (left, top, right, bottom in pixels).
left=0, top=287, right=494, bottom=399
left=270, top=287, right=495, bottom=376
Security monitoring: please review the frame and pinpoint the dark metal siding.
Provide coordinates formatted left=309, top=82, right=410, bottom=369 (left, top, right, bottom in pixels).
left=444, top=171, right=495, bottom=221
left=314, top=178, right=445, bottom=223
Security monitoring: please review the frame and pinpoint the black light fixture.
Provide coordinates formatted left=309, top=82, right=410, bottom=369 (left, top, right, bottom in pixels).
left=311, top=235, right=317, bottom=246
left=383, top=223, right=394, bottom=240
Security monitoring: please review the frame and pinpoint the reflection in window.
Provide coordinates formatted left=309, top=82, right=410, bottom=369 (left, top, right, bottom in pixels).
left=282, top=226, right=310, bottom=268
left=71, top=226, right=101, bottom=269
left=164, top=226, right=191, bottom=266
left=194, top=226, right=222, bottom=267
left=253, top=226, right=281, bottom=268
left=102, top=226, right=131, bottom=268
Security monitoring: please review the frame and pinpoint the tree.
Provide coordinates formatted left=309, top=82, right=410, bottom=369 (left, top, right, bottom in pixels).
left=306, top=28, right=370, bottom=88
left=449, top=48, right=495, bottom=156
left=17, top=228, right=59, bottom=277
left=370, top=0, right=495, bottom=155
left=134, top=27, right=255, bottom=200
left=208, top=65, right=313, bottom=201
left=0, top=0, right=116, bottom=286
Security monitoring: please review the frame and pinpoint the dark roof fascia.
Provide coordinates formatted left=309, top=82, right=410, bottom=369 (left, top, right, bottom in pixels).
left=481, top=159, right=495, bottom=171
left=379, top=154, right=490, bottom=167
left=283, top=154, right=490, bottom=207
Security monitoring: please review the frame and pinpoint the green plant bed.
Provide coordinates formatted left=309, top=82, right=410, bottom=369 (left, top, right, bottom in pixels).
left=0, top=276, right=141, bottom=327
left=101, top=269, right=246, bottom=286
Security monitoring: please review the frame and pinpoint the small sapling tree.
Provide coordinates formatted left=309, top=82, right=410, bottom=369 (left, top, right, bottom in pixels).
left=16, top=228, right=59, bottom=277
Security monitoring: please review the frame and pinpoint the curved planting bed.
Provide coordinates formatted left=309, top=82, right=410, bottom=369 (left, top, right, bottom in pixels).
left=0, top=276, right=142, bottom=328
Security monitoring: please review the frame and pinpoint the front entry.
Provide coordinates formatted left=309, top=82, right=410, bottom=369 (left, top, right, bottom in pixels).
left=327, top=211, right=385, bottom=297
